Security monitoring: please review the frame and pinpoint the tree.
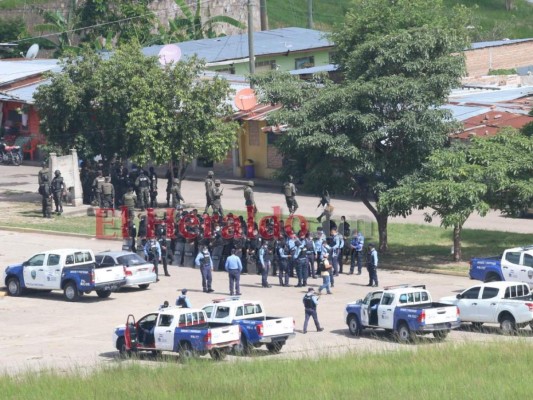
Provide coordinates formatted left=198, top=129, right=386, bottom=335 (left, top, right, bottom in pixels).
left=252, top=0, right=470, bottom=251
left=34, top=44, right=238, bottom=169
left=381, top=128, right=533, bottom=261
left=380, top=146, right=489, bottom=261
left=0, top=17, right=27, bottom=59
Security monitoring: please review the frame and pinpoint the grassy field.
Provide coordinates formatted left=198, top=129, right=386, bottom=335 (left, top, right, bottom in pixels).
left=1, top=199, right=532, bottom=272
left=0, top=341, right=532, bottom=399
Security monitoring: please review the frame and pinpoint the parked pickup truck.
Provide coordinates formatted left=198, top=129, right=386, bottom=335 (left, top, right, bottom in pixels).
left=202, top=297, right=295, bottom=354
left=112, top=307, right=241, bottom=360
left=3, top=249, right=126, bottom=301
left=344, top=285, right=460, bottom=342
left=440, top=281, right=533, bottom=334
left=470, top=245, right=533, bottom=285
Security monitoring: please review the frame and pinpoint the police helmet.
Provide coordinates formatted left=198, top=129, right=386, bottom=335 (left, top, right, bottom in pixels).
left=247, top=181, right=254, bottom=187
left=54, top=170, right=61, bottom=177
left=214, top=179, right=221, bottom=185
left=207, top=171, right=214, bottom=177
left=41, top=161, right=47, bottom=168
left=105, top=176, right=111, bottom=182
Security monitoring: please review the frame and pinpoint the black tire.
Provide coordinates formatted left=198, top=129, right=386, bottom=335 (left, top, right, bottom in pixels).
left=209, top=348, right=227, bottom=361
left=96, top=289, right=112, bottom=298
left=395, top=322, right=413, bottom=343
left=12, top=153, right=21, bottom=166
left=500, top=314, right=517, bottom=335
left=63, top=282, right=79, bottom=302
left=471, top=322, right=484, bottom=331
left=117, top=337, right=130, bottom=357
left=432, top=330, right=449, bottom=340
left=266, top=342, right=283, bottom=354
left=6, top=277, right=22, bottom=296
left=233, top=334, right=252, bottom=356
left=347, top=315, right=362, bottom=336
left=138, top=284, right=150, bottom=290
left=180, top=342, right=197, bottom=362
left=484, top=273, right=501, bottom=283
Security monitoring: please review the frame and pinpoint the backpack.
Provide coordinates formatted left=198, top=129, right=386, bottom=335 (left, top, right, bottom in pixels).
left=283, top=182, right=293, bottom=197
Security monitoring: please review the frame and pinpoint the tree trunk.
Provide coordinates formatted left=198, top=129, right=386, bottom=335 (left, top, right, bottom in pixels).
left=360, top=193, right=389, bottom=252
left=505, top=0, right=513, bottom=11
left=453, top=223, right=462, bottom=261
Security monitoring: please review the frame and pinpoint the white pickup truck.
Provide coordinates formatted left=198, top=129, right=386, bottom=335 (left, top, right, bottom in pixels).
left=440, top=281, right=533, bottom=334
left=202, top=297, right=295, bottom=354
left=4, top=249, right=126, bottom=301
left=345, top=285, right=460, bottom=342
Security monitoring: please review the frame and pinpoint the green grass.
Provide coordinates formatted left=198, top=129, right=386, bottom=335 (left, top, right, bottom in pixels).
left=0, top=0, right=51, bottom=9
left=1, top=342, right=532, bottom=399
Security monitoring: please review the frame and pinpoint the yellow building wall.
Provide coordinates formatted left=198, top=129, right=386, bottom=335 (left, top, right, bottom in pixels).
left=239, top=120, right=277, bottom=179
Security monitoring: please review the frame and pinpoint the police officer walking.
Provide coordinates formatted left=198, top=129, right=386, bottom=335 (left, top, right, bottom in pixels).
left=39, top=174, right=52, bottom=218
left=204, top=171, right=215, bottom=213
left=211, top=180, right=224, bottom=215
left=135, top=170, right=151, bottom=211
left=302, top=288, right=324, bottom=334
left=282, top=175, right=298, bottom=214
left=51, top=170, right=65, bottom=215
left=144, top=238, right=161, bottom=281
left=101, top=176, right=115, bottom=209
left=195, top=247, right=214, bottom=293
left=366, top=243, right=379, bottom=287
left=244, top=180, right=257, bottom=215
left=225, top=248, right=243, bottom=295
left=258, top=242, right=272, bottom=288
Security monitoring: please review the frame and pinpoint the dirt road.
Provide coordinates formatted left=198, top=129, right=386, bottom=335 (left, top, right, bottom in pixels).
left=1, top=230, right=530, bottom=375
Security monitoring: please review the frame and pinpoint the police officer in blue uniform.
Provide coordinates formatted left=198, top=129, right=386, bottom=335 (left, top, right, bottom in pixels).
left=277, top=240, right=291, bottom=287
left=302, top=288, right=324, bottom=334
left=258, top=242, right=272, bottom=288
left=366, top=243, right=379, bottom=287
left=195, top=247, right=214, bottom=293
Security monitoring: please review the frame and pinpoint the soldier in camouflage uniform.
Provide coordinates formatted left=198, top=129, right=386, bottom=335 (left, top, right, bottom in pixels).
left=51, top=170, right=65, bottom=214
left=40, top=174, right=52, bottom=218
left=211, top=179, right=224, bottom=216
left=170, top=178, right=185, bottom=208
left=204, top=171, right=215, bottom=214
left=101, top=176, right=115, bottom=209
left=92, top=170, right=105, bottom=207
left=135, top=170, right=151, bottom=211
left=283, top=175, right=298, bottom=214
left=122, top=187, right=137, bottom=219
left=243, top=180, right=257, bottom=216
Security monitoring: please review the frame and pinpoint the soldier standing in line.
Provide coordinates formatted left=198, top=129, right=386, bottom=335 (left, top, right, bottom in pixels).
left=243, top=180, right=257, bottom=216
left=92, top=170, right=105, bottom=207
left=148, top=166, right=158, bottom=209
left=283, top=175, right=298, bottom=215
left=101, top=176, right=115, bottom=209
left=38, top=161, right=49, bottom=189
left=204, top=171, right=215, bottom=214
left=122, top=186, right=137, bottom=220
left=211, top=179, right=224, bottom=216
left=170, top=178, right=185, bottom=208
left=51, top=170, right=65, bottom=215
left=135, top=170, right=151, bottom=211
left=40, top=174, right=52, bottom=218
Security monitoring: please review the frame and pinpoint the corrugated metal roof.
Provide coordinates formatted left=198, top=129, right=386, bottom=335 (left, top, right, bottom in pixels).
left=0, top=59, right=60, bottom=85
left=142, top=27, right=333, bottom=64
left=0, top=79, right=50, bottom=103
left=469, top=38, right=533, bottom=50
left=441, top=104, right=489, bottom=121
left=449, top=86, right=533, bottom=104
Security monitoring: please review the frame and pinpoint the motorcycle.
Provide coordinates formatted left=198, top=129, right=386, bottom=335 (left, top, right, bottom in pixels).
left=0, top=142, right=22, bottom=166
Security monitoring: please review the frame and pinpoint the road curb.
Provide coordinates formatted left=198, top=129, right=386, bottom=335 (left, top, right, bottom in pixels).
left=381, top=264, right=468, bottom=277
left=0, top=225, right=121, bottom=241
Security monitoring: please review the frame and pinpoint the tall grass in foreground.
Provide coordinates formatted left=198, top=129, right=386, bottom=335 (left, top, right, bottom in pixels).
left=1, top=342, right=531, bottom=399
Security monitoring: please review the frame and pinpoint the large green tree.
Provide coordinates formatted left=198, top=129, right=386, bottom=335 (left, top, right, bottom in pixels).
left=34, top=44, right=238, bottom=169
left=252, top=0, right=470, bottom=251
left=381, top=128, right=533, bottom=261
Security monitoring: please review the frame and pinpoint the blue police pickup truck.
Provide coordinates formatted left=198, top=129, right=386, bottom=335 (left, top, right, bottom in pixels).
left=344, top=285, right=460, bottom=343
left=202, top=297, right=295, bottom=354
left=3, top=249, right=126, bottom=301
left=470, top=245, right=533, bottom=286
left=112, top=307, right=241, bottom=361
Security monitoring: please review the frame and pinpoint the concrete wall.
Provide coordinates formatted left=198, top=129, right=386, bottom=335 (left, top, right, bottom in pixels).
left=465, top=41, right=533, bottom=77
left=239, top=120, right=278, bottom=178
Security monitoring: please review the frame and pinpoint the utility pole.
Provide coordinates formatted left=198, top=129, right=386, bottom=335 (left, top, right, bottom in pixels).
left=260, top=0, right=268, bottom=31
left=307, top=0, right=314, bottom=29
left=248, top=0, right=256, bottom=77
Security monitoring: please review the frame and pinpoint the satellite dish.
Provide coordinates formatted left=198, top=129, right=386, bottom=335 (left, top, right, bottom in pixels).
left=158, top=44, right=182, bottom=65
left=25, top=44, right=39, bottom=59
left=234, top=88, right=257, bottom=111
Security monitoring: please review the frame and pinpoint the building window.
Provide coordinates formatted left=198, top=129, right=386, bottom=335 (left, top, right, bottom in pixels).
left=328, top=51, right=337, bottom=64
left=295, top=56, right=315, bottom=70
left=255, top=59, right=276, bottom=73
left=248, top=121, right=260, bottom=146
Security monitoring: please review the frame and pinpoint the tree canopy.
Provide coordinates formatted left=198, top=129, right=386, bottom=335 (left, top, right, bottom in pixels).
left=252, top=0, right=470, bottom=250
left=34, top=44, right=238, bottom=171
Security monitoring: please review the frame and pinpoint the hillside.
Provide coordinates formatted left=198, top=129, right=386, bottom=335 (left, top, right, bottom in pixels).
left=1, top=0, right=533, bottom=40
